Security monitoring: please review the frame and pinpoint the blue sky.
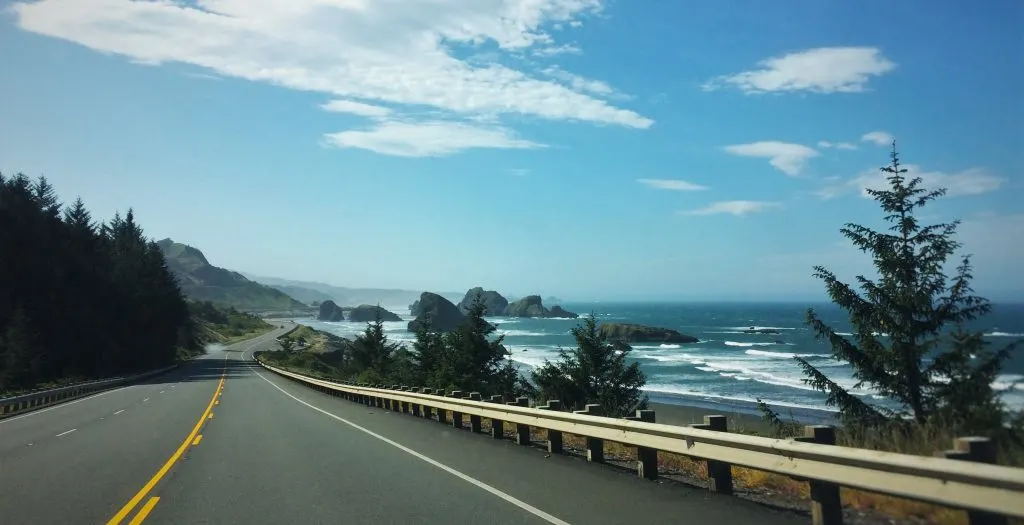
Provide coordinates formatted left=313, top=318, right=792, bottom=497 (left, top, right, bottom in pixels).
left=1, top=0, right=1021, bottom=301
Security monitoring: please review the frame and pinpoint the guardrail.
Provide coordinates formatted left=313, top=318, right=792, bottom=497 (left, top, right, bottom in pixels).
left=256, top=357, right=1024, bottom=525
left=0, top=364, right=178, bottom=419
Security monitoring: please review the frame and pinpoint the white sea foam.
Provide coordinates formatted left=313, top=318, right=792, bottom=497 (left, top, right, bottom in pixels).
left=632, top=343, right=683, bottom=349
left=726, top=326, right=798, bottom=331
left=641, top=383, right=839, bottom=413
left=986, top=332, right=1024, bottom=337
left=497, top=329, right=550, bottom=337
left=744, top=349, right=831, bottom=359
left=724, top=341, right=778, bottom=348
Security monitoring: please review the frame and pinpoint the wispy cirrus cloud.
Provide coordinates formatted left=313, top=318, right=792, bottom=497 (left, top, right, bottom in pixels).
left=818, top=140, right=857, bottom=150
left=861, top=131, right=895, bottom=146
left=724, top=141, right=820, bottom=176
left=323, top=120, right=544, bottom=157
left=637, top=179, right=709, bottom=191
left=680, top=200, right=780, bottom=216
left=321, top=99, right=392, bottom=119
left=12, top=0, right=651, bottom=157
left=816, top=165, right=1005, bottom=200
left=705, top=47, right=896, bottom=94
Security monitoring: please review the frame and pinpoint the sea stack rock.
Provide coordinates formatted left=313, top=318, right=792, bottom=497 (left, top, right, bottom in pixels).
left=407, top=292, right=466, bottom=332
left=317, top=300, right=345, bottom=322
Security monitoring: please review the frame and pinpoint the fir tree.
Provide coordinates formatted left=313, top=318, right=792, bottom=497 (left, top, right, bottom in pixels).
left=532, top=314, right=648, bottom=417
left=791, top=143, right=1013, bottom=431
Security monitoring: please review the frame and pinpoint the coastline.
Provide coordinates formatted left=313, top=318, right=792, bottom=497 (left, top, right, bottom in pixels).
left=646, top=392, right=839, bottom=432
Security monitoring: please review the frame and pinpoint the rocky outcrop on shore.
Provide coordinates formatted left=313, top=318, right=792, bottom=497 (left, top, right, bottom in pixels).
left=457, top=287, right=509, bottom=316
left=317, top=300, right=345, bottom=322
left=598, top=323, right=699, bottom=344
left=407, top=292, right=465, bottom=332
left=503, top=295, right=578, bottom=318
left=347, top=304, right=402, bottom=322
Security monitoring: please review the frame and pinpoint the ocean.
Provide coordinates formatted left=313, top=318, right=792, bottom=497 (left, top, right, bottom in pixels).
left=295, top=302, right=1024, bottom=424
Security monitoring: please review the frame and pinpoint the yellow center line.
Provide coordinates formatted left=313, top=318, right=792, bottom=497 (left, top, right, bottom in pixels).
left=192, top=434, right=203, bottom=446
left=105, top=370, right=226, bottom=525
left=127, top=497, right=160, bottom=525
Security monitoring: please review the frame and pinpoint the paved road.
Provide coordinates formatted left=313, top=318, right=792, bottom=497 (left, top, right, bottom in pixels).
left=0, top=323, right=805, bottom=525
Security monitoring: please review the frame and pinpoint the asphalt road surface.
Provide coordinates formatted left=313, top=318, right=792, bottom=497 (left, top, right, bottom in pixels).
left=0, top=322, right=805, bottom=525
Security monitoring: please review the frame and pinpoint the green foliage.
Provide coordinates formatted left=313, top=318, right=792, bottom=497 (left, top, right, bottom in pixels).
left=532, top=314, right=648, bottom=417
left=189, top=300, right=271, bottom=341
left=279, top=338, right=296, bottom=353
left=785, top=144, right=1016, bottom=435
left=0, top=172, right=200, bottom=392
left=348, top=308, right=402, bottom=381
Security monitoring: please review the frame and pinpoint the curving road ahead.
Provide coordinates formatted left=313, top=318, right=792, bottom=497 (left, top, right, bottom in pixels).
left=0, top=323, right=804, bottom=525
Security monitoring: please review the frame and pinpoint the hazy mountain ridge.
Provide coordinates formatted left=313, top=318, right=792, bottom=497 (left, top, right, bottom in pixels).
left=157, top=239, right=306, bottom=311
left=241, top=273, right=462, bottom=309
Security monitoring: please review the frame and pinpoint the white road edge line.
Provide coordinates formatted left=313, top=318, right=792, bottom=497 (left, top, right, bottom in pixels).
left=248, top=355, right=571, bottom=525
left=56, top=428, right=77, bottom=437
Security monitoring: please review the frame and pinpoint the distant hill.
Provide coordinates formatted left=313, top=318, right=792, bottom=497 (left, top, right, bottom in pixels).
left=241, top=274, right=461, bottom=309
left=157, top=239, right=306, bottom=311
left=270, top=284, right=336, bottom=305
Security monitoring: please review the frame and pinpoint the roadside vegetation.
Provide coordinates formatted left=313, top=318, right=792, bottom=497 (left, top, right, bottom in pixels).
left=0, top=173, right=202, bottom=396
left=190, top=300, right=274, bottom=344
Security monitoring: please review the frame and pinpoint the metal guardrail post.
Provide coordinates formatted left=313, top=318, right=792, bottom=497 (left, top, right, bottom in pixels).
left=690, top=415, right=732, bottom=495
left=573, top=404, right=604, bottom=462
left=449, top=391, right=464, bottom=429
left=625, top=410, right=658, bottom=480
left=538, top=400, right=563, bottom=454
left=795, top=425, right=841, bottom=525
left=487, top=395, right=504, bottom=438
left=941, top=437, right=1008, bottom=525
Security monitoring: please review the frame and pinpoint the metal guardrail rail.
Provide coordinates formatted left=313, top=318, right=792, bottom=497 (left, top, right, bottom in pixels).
left=0, top=364, right=178, bottom=419
left=257, top=358, right=1024, bottom=525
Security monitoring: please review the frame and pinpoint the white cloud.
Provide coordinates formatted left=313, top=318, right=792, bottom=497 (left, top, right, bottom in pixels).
left=13, top=0, right=652, bottom=157
left=680, top=200, right=780, bottom=216
left=569, top=20, right=583, bottom=28
left=724, top=141, right=820, bottom=176
left=861, top=131, right=895, bottom=146
left=321, top=99, right=391, bottom=118
left=540, top=65, right=624, bottom=98
left=818, top=140, right=857, bottom=150
left=817, top=165, right=1005, bottom=199
left=533, top=43, right=582, bottom=57
left=323, top=120, right=544, bottom=157
left=706, top=47, right=896, bottom=94
left=637, top=179, right=709, bottom=191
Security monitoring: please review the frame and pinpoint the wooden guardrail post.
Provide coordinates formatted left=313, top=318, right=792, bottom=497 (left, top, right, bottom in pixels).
left=573, top=404, right=604, bottom=463
left=449, top=391, right=464, bottom=429
left=538, top=400, right=563, bottom=453
left=467, top=393, right=483, bottom=433
left=625, top=410, right=658, bottom=480
left=507, top=397, right=530, bottom=445
left=421, top=388, right=433, bottom=418
left=488, top=395, right=504, bottom=439
left=793, top=425, right=841, bottom=525
left=690, top=415, right=732, bottom=494
left=941, top=437, right=1007, bottom=525
left=435, top=391, right=448, bottom=424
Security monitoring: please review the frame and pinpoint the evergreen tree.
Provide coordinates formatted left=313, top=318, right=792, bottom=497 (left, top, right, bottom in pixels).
left=440, top=298, right=524, bottom=397
left=533, top=314, right=648, bottom=416
left=349, top=307, right=402, bottom=381
left=792, top=143, right=1013, bottom=431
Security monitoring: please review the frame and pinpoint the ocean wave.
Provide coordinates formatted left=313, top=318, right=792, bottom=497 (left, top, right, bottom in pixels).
left=744, top=349, right=831, bottom=359
left=726, top=326, right=797, bottom=331
left=633, top=343, right=682, bottom=349
left=642, top=384, right=840, bottom=413
left=724, top=341, right=779, bottom=348
left=497, top=330, right=550, bottom=337
left=695, top=366, right=716, bottom=372
left=986, top=332, right=1024, bottom=337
